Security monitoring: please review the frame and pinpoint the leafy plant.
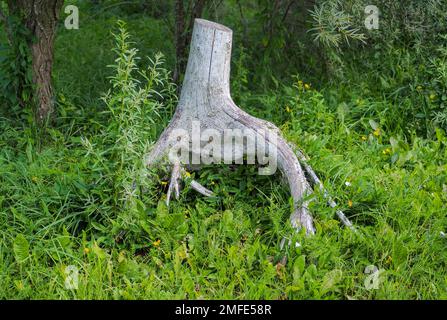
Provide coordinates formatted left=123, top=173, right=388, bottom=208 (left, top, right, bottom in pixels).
left=0, top=14, right=33, bottom=116
left=13, top=234, right=29, bottom=263
left=80, top=21, right=176, bottom=246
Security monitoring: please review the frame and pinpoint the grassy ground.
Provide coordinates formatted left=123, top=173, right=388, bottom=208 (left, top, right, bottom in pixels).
left=0, top=16, right=446, bottom=300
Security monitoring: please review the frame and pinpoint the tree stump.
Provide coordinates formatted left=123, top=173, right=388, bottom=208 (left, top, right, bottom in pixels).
left=147, top=19, right=317, bottom=235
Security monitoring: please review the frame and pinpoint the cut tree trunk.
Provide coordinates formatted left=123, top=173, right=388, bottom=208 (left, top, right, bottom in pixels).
left=147, top=19, right=354, bottom=239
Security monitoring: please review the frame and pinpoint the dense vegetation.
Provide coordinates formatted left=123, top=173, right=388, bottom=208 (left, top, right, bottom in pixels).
left=0, top=0, right=446, bottom=299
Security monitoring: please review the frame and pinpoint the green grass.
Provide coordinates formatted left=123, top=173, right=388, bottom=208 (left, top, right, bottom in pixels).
left=0, top=14, right=446, bottom=300
left=1, top=78, right=446, bottom=299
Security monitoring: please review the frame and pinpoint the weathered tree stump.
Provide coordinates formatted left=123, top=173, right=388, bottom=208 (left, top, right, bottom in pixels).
left=147, top=19, right=355, bottom=238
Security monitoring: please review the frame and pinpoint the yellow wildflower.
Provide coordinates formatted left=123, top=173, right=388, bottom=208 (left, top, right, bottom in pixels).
left=386, top=255, right=392, bottom=264
left=382, top=148, right=391, bottom=155
left=429, top=93, right=436, bottom=101
left=373, top=128, right=381, bottom=137
left=161, top=181, right=168, bottom=186
left=184, top=171, right=191, bottom=178
left=361, top=136, right=367, bottom=141
left=15, top=280, right=24, bottom=291
left=348, top=200, right=353, bottom=208
left=83, top=247, right=90, bottom=254
left=153, top=239, right=161, bottom=247
left=286, top=106, right=291, bottom=113
left=304, top=83, right=310, bottom=90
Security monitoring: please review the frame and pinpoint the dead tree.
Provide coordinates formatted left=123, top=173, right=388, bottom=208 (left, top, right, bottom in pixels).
left=147, top=19, right=354, bottom=239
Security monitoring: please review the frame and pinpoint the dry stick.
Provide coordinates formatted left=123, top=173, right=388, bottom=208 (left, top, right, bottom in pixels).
left=180, top=167, right=215, bottom=197
left=190, top=180, right=214, bottom=197
left=294, top=146, right=357, bottom=232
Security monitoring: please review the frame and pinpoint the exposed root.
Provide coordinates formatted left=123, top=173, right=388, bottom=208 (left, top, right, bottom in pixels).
left=294, top=147, right=357, bottom=232
left=146, top=19, right=356, bottom=250
left=165, top=162, right=215, bottom=206
left=190, top=180, right=215, bottom=197
left=166, top=161, right=181, bottom=206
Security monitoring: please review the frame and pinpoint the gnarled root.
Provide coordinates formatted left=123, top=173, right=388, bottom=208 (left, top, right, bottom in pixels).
left=145, top=19, right=354, bottom=249
left=146, top=96, right=317, bottom=237
left=163, top=159, right=215, bottom=206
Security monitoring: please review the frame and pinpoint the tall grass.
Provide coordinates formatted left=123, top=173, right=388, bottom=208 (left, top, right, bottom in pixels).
left=0, top=20, right=445, bottom=300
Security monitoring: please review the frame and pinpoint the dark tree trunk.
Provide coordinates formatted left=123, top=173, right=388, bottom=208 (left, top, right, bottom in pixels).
left=7, top=0, right=64, bottom=123
left=174, top=0, right=186, bottom=84
left=173, top=0, right=207, bottom=84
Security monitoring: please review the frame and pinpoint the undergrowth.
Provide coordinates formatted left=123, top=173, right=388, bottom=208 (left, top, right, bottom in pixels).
left=0, top=22, right=446, bottom=300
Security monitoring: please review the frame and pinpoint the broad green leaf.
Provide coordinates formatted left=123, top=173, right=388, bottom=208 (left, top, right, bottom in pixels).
left=13, top=234, right=30, bottom=263
left=321, top=269, right=343, bottom=293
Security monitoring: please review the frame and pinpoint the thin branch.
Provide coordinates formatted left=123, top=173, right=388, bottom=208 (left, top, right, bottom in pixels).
left=294, top=146, right=357, bottom=232
left=281, top=0, right=295, bottom=24
left=190, top=180, right=215, bottom=197
left=237, top=0, right=248, bottom=46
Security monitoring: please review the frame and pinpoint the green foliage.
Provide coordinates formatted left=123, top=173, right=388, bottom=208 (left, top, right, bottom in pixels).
left=78, top=21, right=176, bottom=246
left=54, top=8, right=175, bottom=110
left=0, top=1, right=446, bottom=300
left=13, top=234, right=29, bottom=263
left=310, top=0, right=366, bottom=50
left=307, top=0, right=447, bottom=136
left=1, top=69, right=446, bottom=298
left=0, top=13, right=33, bottom=117
left=219, top=0, right=447, bottom=136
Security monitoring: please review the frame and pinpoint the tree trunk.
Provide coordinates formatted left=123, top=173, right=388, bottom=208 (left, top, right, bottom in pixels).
left=8, top=0, right=64, bottom=123
left=148, top=19, right=356, bottom=246
left=173, top=0, right=207, bottom=84
left=174, top=0, right=186, bottom=83
left=148, top=19, right=318, bottom=236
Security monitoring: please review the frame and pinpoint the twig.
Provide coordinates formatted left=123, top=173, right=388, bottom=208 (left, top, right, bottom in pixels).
left=281, top=0, right=296, bottom=24
left=294, top=146, right=357, bottom=232
left=190, top=180, right=214, bottom=197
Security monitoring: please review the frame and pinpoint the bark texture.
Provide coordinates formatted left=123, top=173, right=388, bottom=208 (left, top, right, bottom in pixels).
left=174, top=0, right=207, bottom=83
left=148, top=19, right=316, bottom=235
left=8, top=0, right=64, bottom=122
